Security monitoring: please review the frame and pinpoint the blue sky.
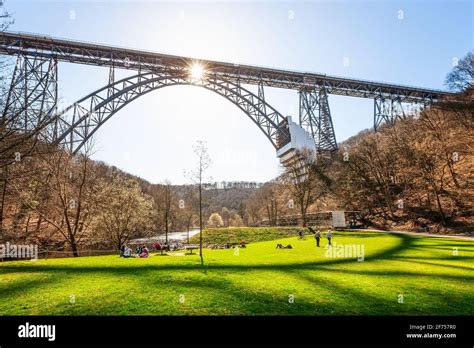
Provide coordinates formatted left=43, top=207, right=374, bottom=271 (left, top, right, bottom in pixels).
left=2, top=0, right=473, bottom=184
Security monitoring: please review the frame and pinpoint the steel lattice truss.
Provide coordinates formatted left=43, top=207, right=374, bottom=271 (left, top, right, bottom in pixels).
left=299, top=87, right=337, bottom=151
left=47, top=69, right=289, bottom=154
left=374, top=97, right=408, bottom=130
left=1, top=54, right=57, bottom=134
left=0, top=31, right=453, bottom=153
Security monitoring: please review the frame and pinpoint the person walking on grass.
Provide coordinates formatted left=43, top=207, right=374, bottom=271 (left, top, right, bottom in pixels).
left=326, top=230, right=333, bottom=246
left=314, top=230, right=321, bottom=247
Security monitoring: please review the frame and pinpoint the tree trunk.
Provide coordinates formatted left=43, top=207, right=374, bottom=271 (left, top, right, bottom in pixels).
left=433, top=188, right=447, bottom=226
left=199, top=181, right=203, bottom=266
left=446, top=154, right=460, bottom=188
left=71, top=241, right=79, bottom=257
left=0, top=166, right=8, bottom=235
left=165, top=212, right=169, bottom=244
left=299, top=197, right=307, bottom=227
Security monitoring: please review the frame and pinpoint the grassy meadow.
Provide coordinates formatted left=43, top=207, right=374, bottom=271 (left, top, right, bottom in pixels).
left=0, top=229, right=472, bottom=315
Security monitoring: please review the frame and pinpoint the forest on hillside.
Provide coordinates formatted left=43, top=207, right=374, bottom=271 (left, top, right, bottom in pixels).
left=245, top=90, right=472, bottom=234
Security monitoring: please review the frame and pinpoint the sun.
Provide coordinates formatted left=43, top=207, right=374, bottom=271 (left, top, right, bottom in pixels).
left=189, top=63, right=205, bottom=80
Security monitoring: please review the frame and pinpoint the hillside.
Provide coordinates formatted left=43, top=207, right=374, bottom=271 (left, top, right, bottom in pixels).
left=190, top=226, right=307, bottom=245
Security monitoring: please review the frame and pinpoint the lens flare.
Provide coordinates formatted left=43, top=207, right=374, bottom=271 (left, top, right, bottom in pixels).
left=190, top=63, right=205, bottom=80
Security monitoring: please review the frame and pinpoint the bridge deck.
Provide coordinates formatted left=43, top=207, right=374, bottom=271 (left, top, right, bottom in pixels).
left=0, top=31, right=452, bottom=103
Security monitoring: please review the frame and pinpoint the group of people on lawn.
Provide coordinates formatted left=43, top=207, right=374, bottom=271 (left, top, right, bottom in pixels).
left=119, top=245, right=150, bottom=258
left=307, top=227, right=333, bottom=247
left=119, top=242, right=175, bottom=258
left=278, top=228, right=333, bottom=249
left=121, top=229, right=332, bottom=256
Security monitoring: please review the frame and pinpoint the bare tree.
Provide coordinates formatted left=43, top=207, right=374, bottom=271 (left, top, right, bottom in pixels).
left=284, top=149, right=331, bottom=227
left=185, top=140, right=211, bottom=266
left=221, top=207, right=230, bottom=227
left=180, top=185, right=198, bottom=244
left=0, top=6, right=51, bottom=172
left=445, top=52, right=474, bottom=92
left=34, top=145, right=98, bottom=257
left=0, top=8, right=53, bottom=184
left=229, top=210, right=244, bottom=226
left=154, top=181, right=174, bottom=243
left=96, top=175, right=154, bottom=250
left=245, top=195, right=261, bottom=226
left=259, top=183, right=280, bottom=226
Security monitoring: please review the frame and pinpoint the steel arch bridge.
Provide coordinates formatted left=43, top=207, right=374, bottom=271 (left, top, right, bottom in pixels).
left=48, top=70, right=290, bottom=154
left=0, top=31, right=452, bottom=156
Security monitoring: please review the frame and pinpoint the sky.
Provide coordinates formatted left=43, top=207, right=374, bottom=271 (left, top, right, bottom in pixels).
left=2, top=0, right=473, bottom=184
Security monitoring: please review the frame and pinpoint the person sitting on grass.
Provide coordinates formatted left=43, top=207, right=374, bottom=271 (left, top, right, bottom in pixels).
left=240, top=240, right=247, bottom=248
left=276, top=243, right=293, bottom=249
left=298, top=230, right=306, bottom=239
left=135, top=246, right=142, bottom=256
left=119, top=245, right=126, bottom=257
left=153, top=242, right=162, bottom=251
left=139, top=245, right=149, bottom=258
left=123, top=246, right=132, bottom=258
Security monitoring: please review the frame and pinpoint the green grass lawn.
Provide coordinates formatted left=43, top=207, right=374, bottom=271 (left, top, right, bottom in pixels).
left=0, top=230, right=473, bottom=315
left=190, top=226, right=307, bottom=244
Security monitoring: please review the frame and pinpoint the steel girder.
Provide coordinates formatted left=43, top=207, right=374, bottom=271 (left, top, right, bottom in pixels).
left=0, top=32, right=450, bottom=104
left=1, top=54, right=58, bottom=133
left=0, top=32, right=450, bottom=153
left=299, top=87, right=337, bottom=151
left=48, top=70, right=289, bottom=154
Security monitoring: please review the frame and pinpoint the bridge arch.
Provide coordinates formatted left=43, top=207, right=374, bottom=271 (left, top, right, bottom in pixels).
left=49, top=70, right=289, bottom=154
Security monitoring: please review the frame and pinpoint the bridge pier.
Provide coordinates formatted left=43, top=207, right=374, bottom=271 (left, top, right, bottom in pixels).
left=2, top=54, right=58, bottom=134
left=299, top=87, right=337, bottom=151
left=373, top=97, right=407, bottom=131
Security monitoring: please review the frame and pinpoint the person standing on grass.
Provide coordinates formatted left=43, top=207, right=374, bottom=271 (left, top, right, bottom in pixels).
left=314, top=230, right=321, bottom=247
left=326, top=230, right=333, bottom=246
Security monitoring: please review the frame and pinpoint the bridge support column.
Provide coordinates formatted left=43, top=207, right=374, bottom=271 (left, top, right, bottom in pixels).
left=374, top=97, right=406, bottom=131
left=107, top=64, right=115, bottom=98
left=1, top=54, right=58, bottom=134
left=299, top=87, right=337, bottom=151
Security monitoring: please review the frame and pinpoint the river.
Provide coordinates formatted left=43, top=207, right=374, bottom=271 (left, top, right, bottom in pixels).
left=130, top=229, right=200, bottom=244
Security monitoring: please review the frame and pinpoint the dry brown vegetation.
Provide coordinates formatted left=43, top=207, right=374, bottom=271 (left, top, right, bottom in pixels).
left=243, top=90, right=473, bottom=234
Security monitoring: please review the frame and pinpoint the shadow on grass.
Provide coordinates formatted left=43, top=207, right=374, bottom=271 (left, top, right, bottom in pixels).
left=2, top=233, right=471, bottom=279
left=0, top=275, right=56, bottom=300
left=387, top=256, right=474, bottom=271
left=1, top=233, right=473, bottom=315
left=409, top=245, right=474, bottom=253
left=314, top=265, right=474, bottom=282
left=0, top=232, right=417, bottom=274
